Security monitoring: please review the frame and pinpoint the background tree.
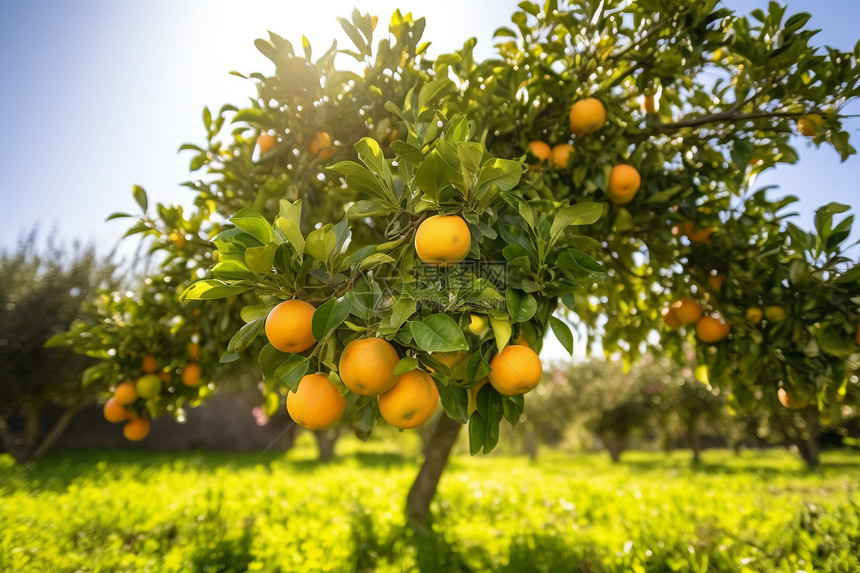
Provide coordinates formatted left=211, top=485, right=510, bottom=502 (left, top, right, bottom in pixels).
left=0, top=230, right=119, bottom=462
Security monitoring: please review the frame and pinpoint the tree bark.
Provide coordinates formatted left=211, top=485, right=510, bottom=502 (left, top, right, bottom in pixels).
left=406, top=414, right=462, bottom=526
left=30, top=403, right=89, bottom=461
left=314, top=428, right=340, bottom=463
left=686, top=417, right=702, bottom=465
left=523, top=424, right=537, bottom=461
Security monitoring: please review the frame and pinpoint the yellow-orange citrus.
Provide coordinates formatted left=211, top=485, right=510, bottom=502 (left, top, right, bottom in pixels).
left=856, top=326, right=860, bottom=346
left=707, top=273, right=725, bottom=290
left=764, top=305, right=787, bottom=323
left=746, top=307, right=763, bottom=324
left=661, top=306, right=681, bottom=329
left=528, top=141, right=552, bottom=161
left=169, top=230, right=186, bottom=248
left=103, top=397, right=131, bottom=423
left=286, top=373, right=346, bottom=430
left=777, top=388, right=809, bottom=410
left=796, top=114, right=823, bottom=137
left=257, top=133, right=276, bottom=155
left=551, top=143, right=574, bottom=168
left=123, top=417, right=151, bottom=441
left=188, top=342, right=201, bottom=360
left=468, top=314, right=486, bottom=335
left=696, top=316, right=730, bottom=343
left=672, top=220, right=714, bottom=244
left=339, top=337, right=400, bottom=395
left=308, top=131, right=334, bottom=159
left=415, top=215, right=471, bottom=267
left=135, top=374, right=161, bottom=399
left=181, top=363, right=201, bottom=387
left=377, top=370, right=440, bottom=429
left=114, top=382, right=137, bottom=405
left=569, top=98, right=606, bottom=137
left=489, top=345, right=543, bottom=396
left=157, top=371, right=171, bottom=384
left=642, top=95, right=657, bottom=114
left=141, top=355, right=158, bottom=374
left=468, top=378, right=490, bottom=415
left=607, top=164, right=641, bottom=204
left=671, top=298, right=703, bottom=325
left=265, top=300, right=316, bottom=353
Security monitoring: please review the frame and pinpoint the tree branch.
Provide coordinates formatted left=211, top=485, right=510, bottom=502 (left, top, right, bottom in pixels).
left=656, top=109, right=803, bottom=133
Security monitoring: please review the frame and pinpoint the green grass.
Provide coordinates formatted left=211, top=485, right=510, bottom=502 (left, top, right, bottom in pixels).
left=1, top=440, right=859, bottom=572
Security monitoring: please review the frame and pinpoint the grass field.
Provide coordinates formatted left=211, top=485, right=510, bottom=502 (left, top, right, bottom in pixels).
left=2, top=439, right=859, bottom=572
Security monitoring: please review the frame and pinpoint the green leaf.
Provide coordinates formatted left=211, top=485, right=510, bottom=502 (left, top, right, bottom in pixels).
left=181, top=280, right=253, bottom=301
left=106, top=212, right=133, bottom=221
left=408, top=314, right=469, bottom=352
left=241, top=303, right=275, bottom=323
left=415, top=149, right=448, bottom=202
left=549, top=202, right=603, bottom=244
left=132, top=185, right=148, bottom=212
left=418, top=79, right=454, bottom=109
left=274, top=218, right=304, bottom=258
left=211, top=261, right=257, bottom=282
left=224, top=317, right=265, bottom=359
left=502, top=395, right=524, bottom=427
left=469, top=384, right=504, bottom=454
left=358, top=253, right=395, bottom=271
left=311, top=298, right=350, bottom=341
left=305, top=225, right=337, bottom=263
left=506, top=289, right=537, bottom=323
left=244, top=243, right=277, bottom=275
left=231, top=209, right=275, bottom=244
left=476, top=158, right=523, bottom=198
left=550, top=316, right=574, bottom=355
left=274, top=355, right=310, bottom=392
left=393, top=357, right=420, bottom=376
left=347, top=200, right=392, bottom=218
left=435, top=377, right=469, bottom=423
left=352, top=397, right=377, bottom=441
left=558, top=249, right=605, bottom=274
left=489, top=316, right=512, bottom=354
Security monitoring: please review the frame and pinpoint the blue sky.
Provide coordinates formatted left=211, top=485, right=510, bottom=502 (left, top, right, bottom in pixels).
left=1, top=1, right=858, bottom=366
left=1, top=1, right=858, bottom=254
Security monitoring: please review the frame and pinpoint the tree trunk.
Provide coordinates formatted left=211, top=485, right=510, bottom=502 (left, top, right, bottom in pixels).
left=314, top=428, right=340, bottom=462
left=0, top=401, right=91, bottom=463
left=523, top=424, right=537, bottom=461
left=686, top=418, right=702, bottom=465
left=406, top=414, right=462, bottom=526
left=30, top=403, right=89, bottom=461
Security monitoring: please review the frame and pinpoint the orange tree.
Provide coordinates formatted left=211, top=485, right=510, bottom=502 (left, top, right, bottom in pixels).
left=56, top=2, right=860, bottom=521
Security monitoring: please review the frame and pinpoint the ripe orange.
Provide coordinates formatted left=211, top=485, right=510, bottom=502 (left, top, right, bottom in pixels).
left=468, top=378, right=490, bottom=415
left=188, top=342, right=201, bottom=360
left=777, top=388, right=809, bottom=410
left=123, top=417, right=151, bottom=441
left=551, top=143, right=574, bottom=169
left=135, top=374, right=162, bottom=399
left=157, top=371, right=172, bottom=384
left=113, top=382, right=137, bottom=405
left=642, top=95, right=657, bottom=114
left=286, top=373, right=346, bottom=430
left=339, top=337, right=400, bottom=395
left=103, top=397, right=131, bottom=423
left=181, top=363, right=201, bottom=387
left=796, top=114, right=823, bottom=137
left=856, top=326, right=860, bottom=346
left=489, top=345, right=543, bottom=396
left=746, top=307, right=763, bottom=324
left=528, top=141, right=552, bottom=161
left=257, top=133, right=276, bottom=155
left=569, top=97, right=606, bottom=137
left=415, top=215, right=471, bottom=267
left=265, top=300, right=317, bottom=353
left=377, top=370, right=440, bottom=429
left=141, top=355, right=158, bottom=374
left=607, top=164, right=641, bottom=204
left=661, top=306, right=681, bottom=329
left=707, top=273, right=725, bottom=290
left=696, top=316, right=730, bottom=343
left=672, top=221, right=714, bottom=243
left=308, top=131, right=334, bottom=160
left=671, top=298, right=703, bottom=325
